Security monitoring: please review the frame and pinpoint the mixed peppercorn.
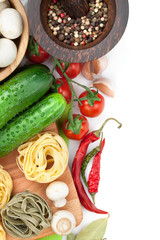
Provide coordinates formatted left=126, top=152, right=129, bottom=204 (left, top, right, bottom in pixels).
left=47, top=0, right=108, bottom=46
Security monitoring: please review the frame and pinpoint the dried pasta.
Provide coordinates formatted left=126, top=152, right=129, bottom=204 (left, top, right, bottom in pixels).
left=0, top=223, right=6, bottom=240
left=0, top=165, right=13, bottom=210
left=16, top=132, right=68, bottom=183
left=1, top=191, right=52, bottom=239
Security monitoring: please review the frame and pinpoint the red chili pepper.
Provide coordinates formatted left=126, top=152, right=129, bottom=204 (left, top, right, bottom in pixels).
left=72, top=132, right=106, bottom=214
left=72, top=118, right=122, bottom=214
left=88, top=138, right=105, bottom=204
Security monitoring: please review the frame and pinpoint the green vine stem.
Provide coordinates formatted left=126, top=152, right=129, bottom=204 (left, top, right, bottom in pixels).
left=94, top=118, right=122, bottom=138
left=52, top=57, right=102, bottom=134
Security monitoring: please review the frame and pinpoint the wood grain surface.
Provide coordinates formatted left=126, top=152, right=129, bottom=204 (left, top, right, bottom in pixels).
left=0, top=123, right=83, bottom=240
left=63, top=0, right=89, bottom=18
left=28, top=0, right=129, bottom=63
left=0, top=0, right=29, bottom=82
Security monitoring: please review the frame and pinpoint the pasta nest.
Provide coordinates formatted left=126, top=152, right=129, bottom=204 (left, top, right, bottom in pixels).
left=1, top=191, right=52, bottom=239
left=17, top=132, right=69, bottom=183
left=0, top=223, right=6, bottom=240
left=0, top=165, right=13, bottom=210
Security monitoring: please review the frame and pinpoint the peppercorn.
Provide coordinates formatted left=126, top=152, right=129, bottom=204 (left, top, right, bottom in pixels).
left=58, top=34, right=64, bottom=41
left=56, top=10, right=61, bottom=15
left=88, top=37, right=93, bottom=42
left=65, top=27, right=70, bottom=33
left=47, top=0, right=108, bottom=46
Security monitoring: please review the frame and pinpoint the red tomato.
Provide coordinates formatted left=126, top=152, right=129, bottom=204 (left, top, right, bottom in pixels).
left=78, top=90, right=105, bottom=117
left=63, top=114, right=89, bottom=140
left=56, top=62, right=82, bottom=79
left=26, top=36, right=49, bottom=64
left=56, top=78, right=72, bottom=104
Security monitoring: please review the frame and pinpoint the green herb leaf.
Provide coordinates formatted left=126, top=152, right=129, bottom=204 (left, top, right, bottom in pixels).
left=27, top=35, right=40, bottom=58
left=75, top=218, right=109, bottom=240
left=67, top=233, right=77, bottom=240
left=38, top=234, right=62, bottom=240
left=66, top=114, right=83, bottom=135
left=79, top=90, right=101, bottom=107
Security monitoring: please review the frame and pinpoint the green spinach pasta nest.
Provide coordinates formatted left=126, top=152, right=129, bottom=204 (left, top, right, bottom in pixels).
left=1, top=190, right=52, bottom=239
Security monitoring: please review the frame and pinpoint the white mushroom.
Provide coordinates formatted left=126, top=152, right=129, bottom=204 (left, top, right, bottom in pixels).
left=0, top=38, right=17, bottom=68
left=51, top=210, right=76, bottom=235
left=0, top=0, right=10, bottom=12
left=0, top=8, right=23, bottom=39
left=46, top=181, right=69, bottom=208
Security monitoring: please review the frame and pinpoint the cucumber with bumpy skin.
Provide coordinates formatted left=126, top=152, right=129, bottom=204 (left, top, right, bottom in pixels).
left=0, top=64, right=53, bottom=129
left=0, top=93, right=67, bottom=158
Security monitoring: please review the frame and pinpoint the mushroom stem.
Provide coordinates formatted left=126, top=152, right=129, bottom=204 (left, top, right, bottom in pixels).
left=54, top=199, right=67, bottom=208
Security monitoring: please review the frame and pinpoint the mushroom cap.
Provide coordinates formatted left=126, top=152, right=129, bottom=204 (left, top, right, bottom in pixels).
left=51, top=210, right=76, bottom=235
left=46, top=181, right=69, bottom=201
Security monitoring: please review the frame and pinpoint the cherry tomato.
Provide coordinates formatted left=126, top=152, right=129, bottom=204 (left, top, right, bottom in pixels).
left=56, top=77, right=72, bottom=104
left=63, top=114, right=89, bottom=140
left=78, top=90, right=105, bottom=117
left=56, top=62, right=82, bottom=79
left=26, top=36, right=49, bottom=64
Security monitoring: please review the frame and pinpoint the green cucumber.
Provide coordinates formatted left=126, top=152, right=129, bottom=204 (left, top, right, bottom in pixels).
left=0, top=93, right=67, bottom=158
left=0, top=64, right=53, bottom=129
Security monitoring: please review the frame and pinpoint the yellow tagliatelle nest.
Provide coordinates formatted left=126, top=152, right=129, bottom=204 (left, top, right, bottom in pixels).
left=0, top=166, right=13, bottom=210
left=0, top=223, right=6, bottom=240
left=17, top=132, right=69, bottom=183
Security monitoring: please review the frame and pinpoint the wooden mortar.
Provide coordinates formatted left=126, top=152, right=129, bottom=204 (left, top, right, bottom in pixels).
left=28, top=0, right=129, bottom=63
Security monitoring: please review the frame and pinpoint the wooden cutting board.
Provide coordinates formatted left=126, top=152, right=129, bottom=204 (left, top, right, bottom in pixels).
left=0, top=123, right=83, bottom=240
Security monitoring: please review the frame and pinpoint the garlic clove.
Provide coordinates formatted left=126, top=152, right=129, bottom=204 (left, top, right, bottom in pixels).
left=92, top=56, right=108, bottom=75
left=81, top=62, right=93, bottom=80
left=93, top=77, right=115, bottom=98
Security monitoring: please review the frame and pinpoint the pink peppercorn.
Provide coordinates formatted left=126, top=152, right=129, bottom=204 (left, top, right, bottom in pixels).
left=60, top=13, right=65, bottom=18
left=81, top=41, right=86, bottom=45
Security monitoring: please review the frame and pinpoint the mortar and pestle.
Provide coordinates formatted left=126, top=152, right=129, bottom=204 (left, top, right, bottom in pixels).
left=28, top=0, right=129, bottom=63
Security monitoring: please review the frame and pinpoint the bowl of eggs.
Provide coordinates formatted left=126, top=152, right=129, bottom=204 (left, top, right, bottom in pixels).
left=0, top=0, right=29, bottom=82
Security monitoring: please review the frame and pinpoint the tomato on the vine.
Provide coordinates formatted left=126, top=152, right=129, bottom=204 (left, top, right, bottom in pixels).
left=63, top=114, right=89, bottom=140
left=56, top=62, right=82, bottom=79
left=26, top=36, right=49, bottom=63
left=78, top=90, right=105, bottom=117
left=55, top=77, right=72, bottom=104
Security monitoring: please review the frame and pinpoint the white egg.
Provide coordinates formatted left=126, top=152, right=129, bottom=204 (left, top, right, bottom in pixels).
left=0, top=8, right=23, bottom=39
left=0, top=38, right=17, bottom=68
left=0, top=0, right=10, bottom=12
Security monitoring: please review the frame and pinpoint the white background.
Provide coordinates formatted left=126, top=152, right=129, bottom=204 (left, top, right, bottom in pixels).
left=22, top=0, right=160, bottom=239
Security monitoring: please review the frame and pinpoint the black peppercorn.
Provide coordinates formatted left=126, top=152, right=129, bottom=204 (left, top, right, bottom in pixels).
left=58, top=34, right=64, bottom=41
left=70, top=19, right=75, bottom=24
left=48, top=15, right=52, bottom=20
left=52, top=20, right=56, bottom=25
left=56, top=10, right=61, bottom=15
